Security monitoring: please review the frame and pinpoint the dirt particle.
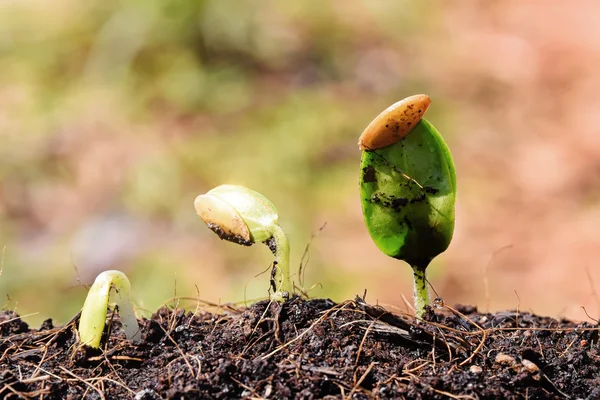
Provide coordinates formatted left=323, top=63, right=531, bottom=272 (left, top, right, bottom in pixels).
left=469, top=365, right=483, bottom=374
left=410, top=193, right=426, bottom=204
left=495, top=353, right=517, bottom=366
left=264, top=236, right=277, bottom=255
left=391, top=197, right=408, bottom=210
left=521, top=359, right=540, bottom=374
left=207, top=223, right=253, bottom=246
left=362, top=166, right=377, bottom=183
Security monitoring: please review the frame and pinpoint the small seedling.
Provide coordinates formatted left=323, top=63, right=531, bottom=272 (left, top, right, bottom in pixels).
left=78, top=270, right=141, bottom=348
left=358, top=95, right=456, bottom=318
left=195, top=184, right=291, bottom=302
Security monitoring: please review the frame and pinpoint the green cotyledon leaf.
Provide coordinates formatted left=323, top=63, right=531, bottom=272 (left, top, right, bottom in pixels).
left=359, top=118, right=456, bottom=269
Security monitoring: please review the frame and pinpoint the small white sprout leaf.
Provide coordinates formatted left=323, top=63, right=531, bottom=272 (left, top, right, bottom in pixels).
left=78, top=270, right=141, bottom=349
left=195, top=184, right=279, bottom=244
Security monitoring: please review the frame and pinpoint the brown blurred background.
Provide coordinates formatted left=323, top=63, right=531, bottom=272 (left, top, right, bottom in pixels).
left=1, top=1, right=600, bottom=326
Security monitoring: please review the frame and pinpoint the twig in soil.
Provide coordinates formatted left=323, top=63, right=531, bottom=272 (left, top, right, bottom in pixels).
left=332, top=382, right=346, bottom=398
left=582, top=269, right=600, bottom=324
left=157, top=323, right=195, bottom=378
left=0, top=344, right=17, bottom=364
left=431, top=333, right=437, bottom=373
left=273, top=302, right=284, bottom=345
left=19, top=375, right=51, bottom=384
left=241, top=299, right=276, bottom=355
left=459, top=329, right=486, bottom=366
left=190, top=355, right=203, bottom=380
left=159, top=296, right=243, bottom=314
left=295, top=282, right=324, bottom=300
left=32, top=312, right=79, bottom=347
left=0, top=312, right=39, bottom=327
left=20, top=360, right=64, bottom=382
left=242, top=329, right=276, bottom=357
left=261, top=301, right=351, bottom=360
left=346, top=361, right=376, bottom=400
left=1, top=382, right=51, bottom=399
left=539, top=373, right=571, bottom=399
left=87, top=355, right=143, bottom=362
left=96, top=344, right=130, bottom=391
left=297, top=222, right=327, bottom=291
left=277, top=363, right=343, bottom=376
left=427, top=278, right=441, bottom=300
left=433, top=325, right=454, bottom=364
left=59, top=366, right=105, bottom=400
left=84, top=376, right=136, bottom=397
left=403, top=359, right=431, bottom=374
left=430, top=387, right=476, bottom=400
left=439, top=301, right=487, bottom=366
left=559, top=335, right=579, bottom=358
left=536, top=335, right=546, bottom=360
left=230, top=376, right=261, bottom=398
left=481, top=325, right=600, bottom=335
left=30, top=346, right=49, bottom=380
left=581, top=306, right=599, bottom=324
left=353, top=319, right=377, bottom=384
left=401, top=293, right=415, bottom=314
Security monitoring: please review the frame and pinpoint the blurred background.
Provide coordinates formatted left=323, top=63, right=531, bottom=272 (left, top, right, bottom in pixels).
left=1, top=0, right=600, bottom=326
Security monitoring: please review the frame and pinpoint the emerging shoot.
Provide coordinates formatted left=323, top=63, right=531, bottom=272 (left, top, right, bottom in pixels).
left=358, top=95, right=456, bottom=318
left=195, top=184, right=291, bottom=302
left=78, top=270, right=141, bottom=349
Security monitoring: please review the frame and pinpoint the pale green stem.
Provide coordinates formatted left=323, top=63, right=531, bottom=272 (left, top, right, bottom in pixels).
left=78, top=270, right=141, bottom=348
left=270, top=224, right=291, bottom=302
left=412, top=266, right=430, bottom=319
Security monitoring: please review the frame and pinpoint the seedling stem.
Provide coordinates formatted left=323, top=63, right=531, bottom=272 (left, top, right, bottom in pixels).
left=412, top=266, right=429, bottom=318
left=270, top=224, right=291, bottom=301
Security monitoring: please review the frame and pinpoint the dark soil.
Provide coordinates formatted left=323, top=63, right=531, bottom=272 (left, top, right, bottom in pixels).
left=1, top=296, right=599, bottom=399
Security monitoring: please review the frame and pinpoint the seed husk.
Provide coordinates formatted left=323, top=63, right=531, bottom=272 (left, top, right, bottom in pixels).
left=358, top=94, right=431, bottom=151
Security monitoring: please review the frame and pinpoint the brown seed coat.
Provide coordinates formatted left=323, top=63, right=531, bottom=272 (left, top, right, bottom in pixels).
left=358, top=94, right=431, bottom=150
left=194, top=194, right=252, bottom=244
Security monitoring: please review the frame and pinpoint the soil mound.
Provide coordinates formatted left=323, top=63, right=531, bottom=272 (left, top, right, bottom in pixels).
left=1, top=297, right=598, bottom=399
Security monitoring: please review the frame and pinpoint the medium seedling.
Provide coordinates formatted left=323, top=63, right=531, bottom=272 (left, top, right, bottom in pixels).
left=78, top=270, right=141, bottom=348
left=358, top=95, right=456, bottom=318
left=195, top=184, right=291, bottom=302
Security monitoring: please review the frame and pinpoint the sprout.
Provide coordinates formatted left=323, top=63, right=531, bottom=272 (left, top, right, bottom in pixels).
left=195, top=184, right=291, bottom=302
left=358, top=95, right=456, bottom=318
left=78, top=270, right=141, bottom=348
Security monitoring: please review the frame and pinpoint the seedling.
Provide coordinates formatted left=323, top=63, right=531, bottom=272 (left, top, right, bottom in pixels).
left=195, top=184, right=291, bottom=302
left=78, top=270, right=141, bottom=348
left=358, top=95, right=456, bottom=318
